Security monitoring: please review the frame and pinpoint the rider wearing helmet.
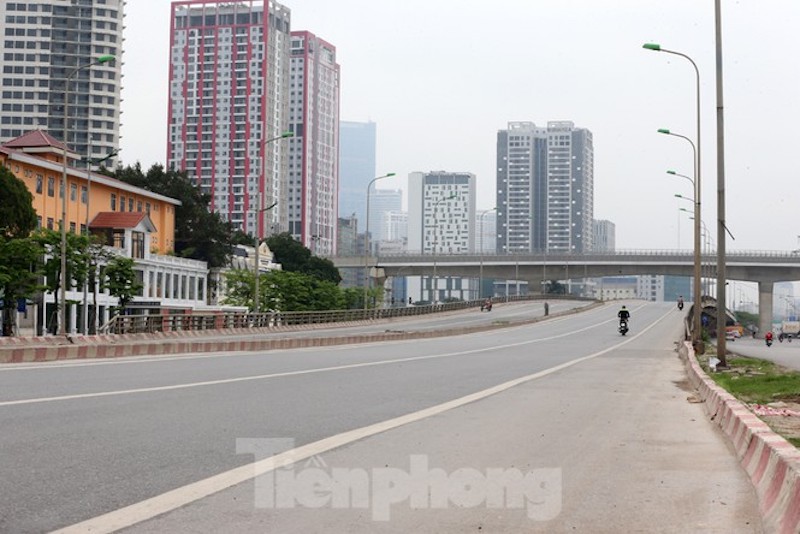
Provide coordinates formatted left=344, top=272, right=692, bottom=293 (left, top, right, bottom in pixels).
left=618, top=305, right=630, bottom=323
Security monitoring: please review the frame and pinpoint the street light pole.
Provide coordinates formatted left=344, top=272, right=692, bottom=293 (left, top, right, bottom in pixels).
left=363, top=173, right=396, bottom=311
left=59, top=54, right=114, bottom=336
left=82, top=146, right=118, bottom=334
left=645, top=43, right=702, bottom=348
left=658, top=128, right=701, bottom=345
left=431, top=193, right=458, bottom=304
left=253, top=131, right=293, bottom=319
left=668, top=170, right=695, bottom=251
left=479, top=207, right=497, bottom=299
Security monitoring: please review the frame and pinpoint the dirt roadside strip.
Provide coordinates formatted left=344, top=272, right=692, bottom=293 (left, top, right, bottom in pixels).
left=0, top=302, right=602, bottom=364
left=680, top=341, right=800, bottom=534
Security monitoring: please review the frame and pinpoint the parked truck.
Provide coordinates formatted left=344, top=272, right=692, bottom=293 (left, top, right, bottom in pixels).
left=779, top=321, right=800, bottom=342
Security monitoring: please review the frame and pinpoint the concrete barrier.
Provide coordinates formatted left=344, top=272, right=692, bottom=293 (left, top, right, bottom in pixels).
left=0, top=302, right=602, bottom=364
left=679, top=341, right=800, bottom=534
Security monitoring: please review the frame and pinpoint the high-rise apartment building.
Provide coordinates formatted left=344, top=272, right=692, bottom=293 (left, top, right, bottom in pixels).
left=339, top=121, right=376, bottom=226
left=593, top=219, right=616, bottom=252
left=287, top=30, right=339, bottom=255
left=167, top=0, right=291, bottom=237
left=367, top=188, right=401, bottom=250
left=496, top=121, right=594, bottom=254
left=408, top=171, right=476, bottom=302
left=383, top=210, right=408, bottom=243
left=478, top=210, right=497, bottom=254
left=0, top=1, right=124, bottom=163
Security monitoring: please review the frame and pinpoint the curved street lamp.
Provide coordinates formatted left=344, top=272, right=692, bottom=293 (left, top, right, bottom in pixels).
left=82, top=147, right=119, bottom=334
left=59, top=54, right=115, bottom=335
left=363, top=173, right=396, bottom=311
left=658, top=128, right=702, bottom=344
left=646, top=42, right=703, bottom=347
left=253, top=131, right=293, bottom=318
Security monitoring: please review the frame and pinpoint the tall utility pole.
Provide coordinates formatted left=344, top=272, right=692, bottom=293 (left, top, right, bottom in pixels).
left=715, top=0, right=729, bottom=365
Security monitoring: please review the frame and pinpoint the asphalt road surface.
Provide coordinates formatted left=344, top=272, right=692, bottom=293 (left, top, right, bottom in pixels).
left=0, top=301, right=763, bottom=533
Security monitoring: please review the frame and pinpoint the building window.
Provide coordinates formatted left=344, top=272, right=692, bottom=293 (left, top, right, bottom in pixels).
left=70, top=183, right=77, bottom=202
left=69, top=222, right=76, bottom=233
left=47, top=176, right=54, bottom=196
left=35, top=174, right=42, bottom=194
left=131, top=231, right=145, bottom=259
left=81, top=186, right=87, bottom=204
left=46, top=217, right=53, bottom=229
left=128, top=198, right=134, bottom=212
left=112, top=229, right=125, bottom=249
left=37, top=216, right=42, bottom=228
left=137, top=201, right=142, bottom=212
left=145, top=202, right=151, bottom=214
left=120, top=196, right=126, bottom=212
left=80, top=223, right=86, bottom=234
left=111, top=194, right=116, bottom=210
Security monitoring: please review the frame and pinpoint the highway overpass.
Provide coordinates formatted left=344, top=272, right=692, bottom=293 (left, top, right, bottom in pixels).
left=333, top=250, right=800, bottom=332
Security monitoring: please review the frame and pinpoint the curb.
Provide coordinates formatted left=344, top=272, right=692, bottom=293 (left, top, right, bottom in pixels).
left=679, top=341, right=800, bottom=534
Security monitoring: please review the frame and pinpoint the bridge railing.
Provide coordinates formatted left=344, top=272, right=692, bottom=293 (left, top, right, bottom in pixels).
left=329, top=250, right=800, bottom=267
left=99, top=294, right=585, bottom=335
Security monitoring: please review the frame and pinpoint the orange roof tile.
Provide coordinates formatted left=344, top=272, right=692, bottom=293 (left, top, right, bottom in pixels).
left=89, top=212, right=155, bottom=231
left=2, top=130, right=67, bottom=151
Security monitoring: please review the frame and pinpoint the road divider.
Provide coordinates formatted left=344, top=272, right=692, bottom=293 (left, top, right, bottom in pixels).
left=679, top=341, right=800, bottom=534
left=0, top=302, right=603, bottom=364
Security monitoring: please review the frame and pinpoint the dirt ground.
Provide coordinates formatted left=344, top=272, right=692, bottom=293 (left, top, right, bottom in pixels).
left=752, top=400, right=800, bottom=442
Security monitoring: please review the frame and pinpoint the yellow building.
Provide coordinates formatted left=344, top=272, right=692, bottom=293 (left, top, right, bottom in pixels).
left=0, top=130, right=178, bottom=254
left=0, top=131, right=215, bottom=335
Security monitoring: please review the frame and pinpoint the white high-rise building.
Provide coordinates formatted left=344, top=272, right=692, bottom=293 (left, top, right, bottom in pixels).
left=496, top=121, right=594, bottom=254
left=167, top=1, right=291, bottom=236
left=0, top=1, right=124, bottom=163
left=478, top=210, right=497, bottom=253
left=383, top=210, right=408, bottom=242
left=408, top=171, right=476, bottom=302
left=593, top=219, right=616, bottom=252
left=367, top=188, right=401, bottom=251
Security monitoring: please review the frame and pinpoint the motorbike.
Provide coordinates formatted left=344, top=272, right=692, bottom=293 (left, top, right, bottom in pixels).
left=619, top=319, right=629, bottom=336
left=480, top=300, right=493, bottom=312
left=677, top=300, right=684, bottom=311
left=766, top=336, right=773, bottom=347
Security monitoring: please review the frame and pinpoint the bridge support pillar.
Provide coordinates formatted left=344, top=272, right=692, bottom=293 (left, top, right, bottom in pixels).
left=758, top=281, right=774, bottom=337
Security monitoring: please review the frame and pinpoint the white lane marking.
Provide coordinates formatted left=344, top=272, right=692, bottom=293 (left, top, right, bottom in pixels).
left=0, top=303, right=649, bottom=407
left=51, top=307, right=671, bottom=534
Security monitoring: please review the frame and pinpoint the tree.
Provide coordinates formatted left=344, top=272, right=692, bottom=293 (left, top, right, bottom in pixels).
left=33, top=229, right=91, bottom=333
left=0, top=165, right=40, bottom=335
left=223, top=269, right=345, bottom=312
left=0, top=164, right=37, bottom=239
left=108, top=163, right=236, bottom=268
left=0, top=236, right=43, bottom=336
left=104, top=256, right=141, bottom=314
left=265, top=232, right=341, bottom=284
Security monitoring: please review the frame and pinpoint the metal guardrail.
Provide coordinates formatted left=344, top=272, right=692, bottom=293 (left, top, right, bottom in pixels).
left=100, top=295, right=587, bottom=335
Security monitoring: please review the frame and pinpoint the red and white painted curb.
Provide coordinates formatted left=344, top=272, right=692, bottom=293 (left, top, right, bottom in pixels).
left=679, top=341, right=800, bottom=534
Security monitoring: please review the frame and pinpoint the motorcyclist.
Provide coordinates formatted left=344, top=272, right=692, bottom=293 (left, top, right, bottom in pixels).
left=677, top=296, right=684, bottom=310
left=765, top=331, right=774, bottom=345
left=618, top=305, right=630, bottom=325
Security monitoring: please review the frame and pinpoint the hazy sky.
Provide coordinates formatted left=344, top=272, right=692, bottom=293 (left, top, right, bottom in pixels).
left=121, top=1, right=800, bottom=253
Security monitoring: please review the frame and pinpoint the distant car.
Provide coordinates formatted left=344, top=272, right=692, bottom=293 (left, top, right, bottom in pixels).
left=725, top=331, right=736, bottom=341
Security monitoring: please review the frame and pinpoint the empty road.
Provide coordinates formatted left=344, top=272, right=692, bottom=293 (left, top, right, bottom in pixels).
left=0, top=301, right=762, bottom=532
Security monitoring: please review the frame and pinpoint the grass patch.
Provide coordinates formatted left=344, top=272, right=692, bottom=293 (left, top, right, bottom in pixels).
left=788, top=437, right=800, bottom=448
left=708, top=357, right=800, bottom=404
